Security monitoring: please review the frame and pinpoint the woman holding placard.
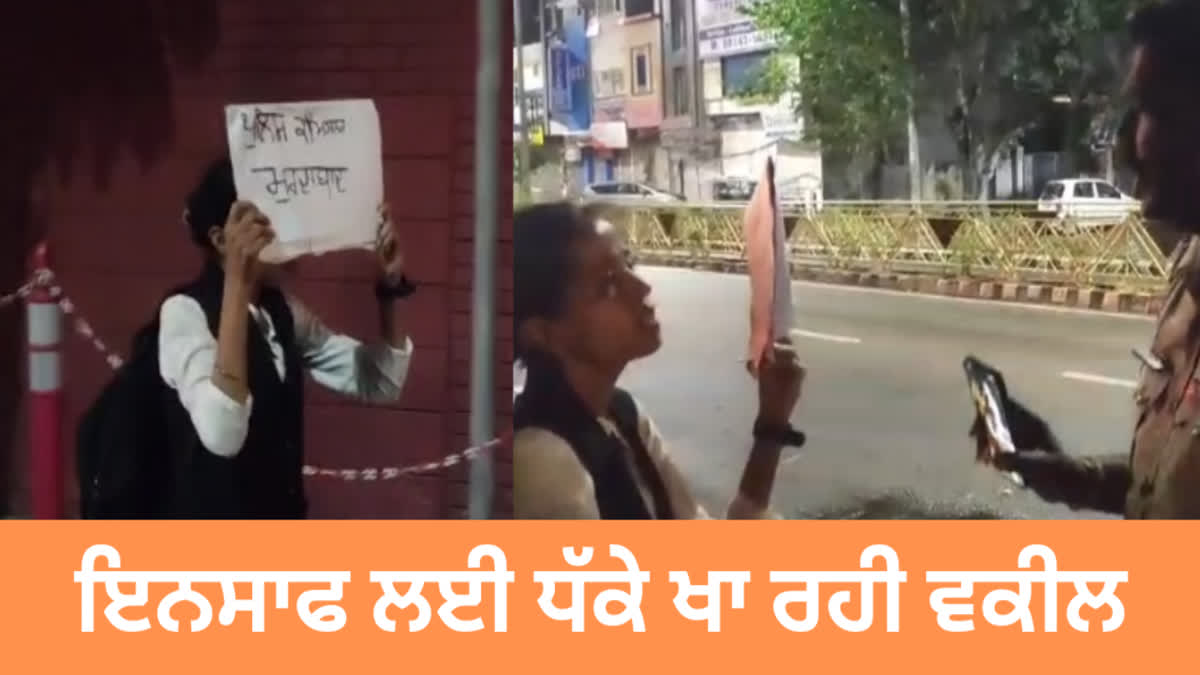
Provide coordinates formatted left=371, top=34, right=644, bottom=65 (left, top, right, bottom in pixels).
left=512, top=202, right=806, bottom=519
left=152, top=157, right=417, bottom=518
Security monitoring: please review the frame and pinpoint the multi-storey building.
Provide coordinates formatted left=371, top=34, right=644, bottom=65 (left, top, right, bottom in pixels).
left=660, top=0, right=714, bottom=198
left=537, top=0, right=821, bottom=200
left=657, top=0, right=822, bottom=201
left=544, top=0, right=594, bottom=194
left=583, top=0, right=667, bottom=187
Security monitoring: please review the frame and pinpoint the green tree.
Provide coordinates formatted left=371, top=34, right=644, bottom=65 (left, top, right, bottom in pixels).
left=746, top=0, right=910, bottom=168
left=1029, top=0, right=1132, bottom=173
left=747, top=0, right=1131, bottom=198
left=913, top=0, right=1129, bottom=197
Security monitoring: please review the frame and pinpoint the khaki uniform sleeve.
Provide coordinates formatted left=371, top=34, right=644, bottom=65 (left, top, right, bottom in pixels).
left=1166, top=236, right=1194, bottom=283
left=513, top=428, right=600, bottom=519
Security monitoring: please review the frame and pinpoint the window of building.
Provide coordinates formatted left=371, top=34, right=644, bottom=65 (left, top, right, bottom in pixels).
left=721, top=50, right=769, bottom=98
left=672, top=66, right=689, bottom=116
left=631, top=44, right=653, bottom=96
left=712, top=113, right=762, bottom=132
left=597, top=0, right=623, bottom=16
left=593, top=67, right=626, bottom=99
left=625, top=0, right=653, bottom=17
left=670, top=0, right=687, bottom=50
left=526, top=92, right=544, bottom=124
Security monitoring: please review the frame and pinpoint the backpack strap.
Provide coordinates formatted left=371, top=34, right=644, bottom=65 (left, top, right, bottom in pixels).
left=607, top=390, right=676, bottom=520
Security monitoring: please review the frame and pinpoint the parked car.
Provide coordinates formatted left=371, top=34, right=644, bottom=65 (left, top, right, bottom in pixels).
left=582, top=181, right=684, bottom=203
left=1036, top=178, right=1140, bottom=226
left=713, top=175, right=824, bottom=213
left=713, top=176, right=758, bottom=202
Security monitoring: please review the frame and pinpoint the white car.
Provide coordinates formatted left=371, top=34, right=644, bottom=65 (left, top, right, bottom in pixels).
left=1036, top=178, right=1140, bottom=226
left=582, top=182, right=683, bottom=203
left=713, top=175, right=824, bottom=213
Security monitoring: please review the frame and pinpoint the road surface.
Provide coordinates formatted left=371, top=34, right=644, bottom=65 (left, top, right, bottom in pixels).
left=606, top=266, right=1151, bottom=520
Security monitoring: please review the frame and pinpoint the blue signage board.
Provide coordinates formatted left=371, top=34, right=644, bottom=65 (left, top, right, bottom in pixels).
left=548, top=13, right=591, bottom=134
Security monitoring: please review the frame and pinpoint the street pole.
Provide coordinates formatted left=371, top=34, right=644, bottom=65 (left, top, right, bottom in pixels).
left=900, top=0, right=921, bottom=204
left=467, top=0, right=500, bottom=520
left=541, top=0, right=561, bottom=198
left=515, top=0, right=533, bottom=204
left=540, top=0, right=549, bottom=135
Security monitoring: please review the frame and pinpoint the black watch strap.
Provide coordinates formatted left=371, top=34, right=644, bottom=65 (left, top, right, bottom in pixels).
left=375, top=275, right=417, bottom=301
left=752, top=420, right=807, bottom=448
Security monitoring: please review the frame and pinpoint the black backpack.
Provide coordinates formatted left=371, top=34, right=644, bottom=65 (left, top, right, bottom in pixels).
left=75, top=319, right=171, bottom=519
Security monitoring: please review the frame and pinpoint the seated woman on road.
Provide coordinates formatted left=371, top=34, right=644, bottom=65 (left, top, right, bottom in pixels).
left=513, top=202, right=805, bottom=519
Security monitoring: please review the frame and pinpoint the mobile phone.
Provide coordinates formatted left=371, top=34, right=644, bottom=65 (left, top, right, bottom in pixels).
left=962, top=355, right=1018, bottom=460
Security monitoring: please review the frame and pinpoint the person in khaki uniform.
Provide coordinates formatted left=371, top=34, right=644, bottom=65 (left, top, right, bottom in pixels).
left=975, top=1, right=1200, bottom=518
left=513, top=202, right=805, bottom=519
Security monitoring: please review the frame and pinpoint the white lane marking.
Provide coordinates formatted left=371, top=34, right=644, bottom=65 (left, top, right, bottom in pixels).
left=796, top=279, right=1155, bottom=321
left=1061, top=371, right=1137, bottom=389
left=781, top=452, right=804, bottom=466
left=790, top=328, right=862, bottom=344
left=639, top=266, right=1156, bottom=323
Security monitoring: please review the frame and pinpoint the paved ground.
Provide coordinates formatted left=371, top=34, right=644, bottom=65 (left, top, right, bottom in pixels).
left=602, top=266, right=1152, bottom=520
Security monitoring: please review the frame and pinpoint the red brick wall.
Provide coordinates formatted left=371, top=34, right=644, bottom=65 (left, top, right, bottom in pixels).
left=0, top=0, right=512, bottom=518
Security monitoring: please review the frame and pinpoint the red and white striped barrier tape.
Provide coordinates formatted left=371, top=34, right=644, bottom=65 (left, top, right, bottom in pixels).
left=4, top=269, right=504, bottom=481
left=0, top=278, right=37, bottom=310
left=302, top=435, right=509, bottom=481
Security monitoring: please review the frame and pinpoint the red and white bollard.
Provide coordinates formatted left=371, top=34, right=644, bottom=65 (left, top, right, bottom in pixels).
left=27, top=242, right=63, bottom=519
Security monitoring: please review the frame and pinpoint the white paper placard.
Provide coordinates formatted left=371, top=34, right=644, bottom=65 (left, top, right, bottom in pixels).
left=768, top=169, right=794, bottom=344
left=225, top=98, right=383, bottom=263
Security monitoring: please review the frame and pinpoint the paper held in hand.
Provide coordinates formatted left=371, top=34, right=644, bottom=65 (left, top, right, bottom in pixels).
left=743, top=157, right=795, bottom=373
left=225, top=98, right=384, bottom=263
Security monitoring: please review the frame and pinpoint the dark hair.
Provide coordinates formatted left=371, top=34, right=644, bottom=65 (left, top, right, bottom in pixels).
left=1129, top=1, right=1200, bottom=89
left=513, top=201, right=604, bottom=363
left=184, top=156, right=236, bottom=249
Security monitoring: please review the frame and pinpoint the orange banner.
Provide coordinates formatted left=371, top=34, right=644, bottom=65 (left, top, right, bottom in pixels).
left=0, top=522, right=1187, bottom=674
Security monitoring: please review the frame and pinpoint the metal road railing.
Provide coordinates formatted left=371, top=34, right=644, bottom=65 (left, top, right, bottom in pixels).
left=601, top=201, right=1173, bottom=291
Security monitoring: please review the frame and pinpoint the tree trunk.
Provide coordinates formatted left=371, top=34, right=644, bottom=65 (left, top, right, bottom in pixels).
left=978, top=124, right=1033, bottom=203
left=1063, top=103, right=1078, bottom=176
left=973, top=144, right=988, bottom=201
left=953, top=66, right=977, bottom=199
left=962, top=143, right=979, bottom=200
left=869, top=147, right=886, bottom=199
left=900, top=0, right=921, bottom=202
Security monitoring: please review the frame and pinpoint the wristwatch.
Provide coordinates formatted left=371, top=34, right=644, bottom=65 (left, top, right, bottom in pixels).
left=752, top=419, right=807, bottom=448
left=375, top=275, right=418, bottom=301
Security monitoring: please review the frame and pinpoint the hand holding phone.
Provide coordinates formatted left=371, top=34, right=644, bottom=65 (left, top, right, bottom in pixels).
left=963, top=356, right=1064, bottom=487
left=963, top=356, right=1017, bottom=463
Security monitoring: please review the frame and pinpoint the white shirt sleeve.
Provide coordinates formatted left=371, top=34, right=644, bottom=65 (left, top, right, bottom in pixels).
left=513, top=428, right=602, bottom=519
left=286, top=294, right=413, bottom=403
left=158, top=295, right=253, bottom=458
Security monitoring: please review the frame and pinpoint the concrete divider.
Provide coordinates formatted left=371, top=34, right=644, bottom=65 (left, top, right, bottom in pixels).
left=638, top=252, right=1164, bottom=317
